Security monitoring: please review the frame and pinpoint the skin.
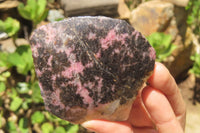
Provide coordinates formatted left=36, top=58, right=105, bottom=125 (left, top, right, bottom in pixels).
left=81, top=62, right=186, bottom=133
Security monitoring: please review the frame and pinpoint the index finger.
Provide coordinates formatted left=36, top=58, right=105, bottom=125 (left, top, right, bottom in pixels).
left=148, top=62, right=186, bottom=127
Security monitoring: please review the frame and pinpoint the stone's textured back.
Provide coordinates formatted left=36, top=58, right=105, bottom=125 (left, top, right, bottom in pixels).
left=30, top=16, right=155, bottom=124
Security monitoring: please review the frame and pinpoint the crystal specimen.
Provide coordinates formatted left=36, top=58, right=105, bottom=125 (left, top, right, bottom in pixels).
left=30, top=16, right=156, bottom=124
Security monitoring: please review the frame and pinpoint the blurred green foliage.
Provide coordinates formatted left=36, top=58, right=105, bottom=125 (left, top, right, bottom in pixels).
left=190, top=53, right=200, bottom=77
left=0, top=17, right=20, bottom=37
left=0, top=45, right=79, bottom=133
left=186, top=0, right=200, bottom=34
left=31, top=111, right=45, bottom=124
left=0, top=82, right=6, bottom=93
left=0, top=17, right=20, bottom=45
left=0, top=45, right=34, bottom=75
left=146, top=32, right=177, bottom=62
left=0, top=0, right=79, bottom=131
left=18, top=0, right=48, bottom=28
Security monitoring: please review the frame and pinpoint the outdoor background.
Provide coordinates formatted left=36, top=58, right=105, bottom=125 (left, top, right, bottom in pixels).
left=0, top=0, right=199, bottom=133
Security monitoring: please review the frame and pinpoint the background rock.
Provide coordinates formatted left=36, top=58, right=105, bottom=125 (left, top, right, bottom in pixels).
left=129, top=0, right=193, bottom=79
left=130, top=1, right=176, bottom=38
left=124, top=0, right=143, bottom=10
left=0, top=1, right=19, bottom=10
left=0, top=32, right=8, bottom=40
left=0, top=38, right=29, bottom=53
left=0, top=0, right=19, bottom=20
left=158, top=0, right=189, bottom=7
left=0, top=0, right=32, bottom=40
left=174, top=6, right=188, bottom=42
left=118, top=0, right=131, bottom=20
left=60, top=0, right=119, bottom=17
left=47, top=9, right=65, bottom=22
left=163, top=27, right=196, bottom=80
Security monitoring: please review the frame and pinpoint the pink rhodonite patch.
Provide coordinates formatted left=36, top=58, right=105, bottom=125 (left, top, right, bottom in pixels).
left=30, top=16, right=156, bottom=124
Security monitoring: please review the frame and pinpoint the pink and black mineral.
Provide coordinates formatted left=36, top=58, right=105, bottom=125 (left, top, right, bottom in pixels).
left=30, top=16, right=156, bottom=124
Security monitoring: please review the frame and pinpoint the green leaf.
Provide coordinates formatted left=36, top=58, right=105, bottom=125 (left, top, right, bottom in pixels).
left=7, top=52, right=24, bottom=66
left=16, top=82, right=30, bottom=94
left=0, top=111, right=4, bottom=128
left=5, top=17, right=20, bottom=36
left=31, top=82, right=43, bottom=103
left=0, top=52, right=8, bottom=67
left=27, top=0, right=37, bottom=20
left=0, top=82, right=6, bottom=93
left=187, top=15, right=195, bottom=24
left=55, top=18, right=64, bottom=21
left=15, top=45, right=29, bottom=54
left=10, top=96, right=23, bottom=111
left=6, top=121, right=18, bottom=133
left=147, top=32, right=176, bottom=62
left=162, top=34, right=172, bottom=47
left=190, top=53, right=200, bottom=77
left=17, top=46, right=33, bottom=75
left=21, top=99, right=32, bottom=110
left=67, top=125, right=79, bottom=133
left=31, top=111, right=45, bottom=124
left=8, top=88, right=18, bottom=98
left=18, top=0, right=47, bottom=27
left=41, top=122, right=54, bottom=133
left=45, top=112, right=60, bottom=122
left=0, top=17, right=20, bottom=37
left=157, top=43, right=177, bottom=62
left=19, top=118, right=29, bottom=133
left=54, top=126, right=65, bottom=133
left=1, top=71, right=11, bottom=78
left=35, top=9, right=48, bottom=26
left=7, top=45, right=34, bottom=75
left=0, top=20, right=5, bottom=31
left=37, top=0, right=47, bottom=17
left=58, top=119, right=70, bottom=126
left=18, top=3, right=32, bottom=20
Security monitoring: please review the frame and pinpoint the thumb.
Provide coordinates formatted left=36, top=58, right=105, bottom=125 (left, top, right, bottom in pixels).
left=81, top=120, right=133, bottom=133
left=142, top=86, right=184, bottom=133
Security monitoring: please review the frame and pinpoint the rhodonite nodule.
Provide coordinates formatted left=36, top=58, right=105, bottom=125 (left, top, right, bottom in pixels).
left=30, top=16, right=156, bottom=124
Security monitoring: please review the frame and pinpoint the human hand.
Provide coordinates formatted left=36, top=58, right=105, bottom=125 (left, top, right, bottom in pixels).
left=82, top=62, right=186, bottom=133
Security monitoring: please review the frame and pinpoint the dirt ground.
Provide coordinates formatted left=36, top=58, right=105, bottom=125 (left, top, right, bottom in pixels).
left=178, top=74, right=200, bottom=133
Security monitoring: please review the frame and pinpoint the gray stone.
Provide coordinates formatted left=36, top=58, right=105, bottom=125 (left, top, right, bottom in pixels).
left=0, top=32, right=8, bottom=40
left=60, top=0, right=119, bottom=17
left=47, top=9, right=65, bottom=22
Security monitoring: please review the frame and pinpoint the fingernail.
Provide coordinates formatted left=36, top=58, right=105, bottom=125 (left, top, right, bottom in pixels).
left=81, top=121, right=96, bottom=132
